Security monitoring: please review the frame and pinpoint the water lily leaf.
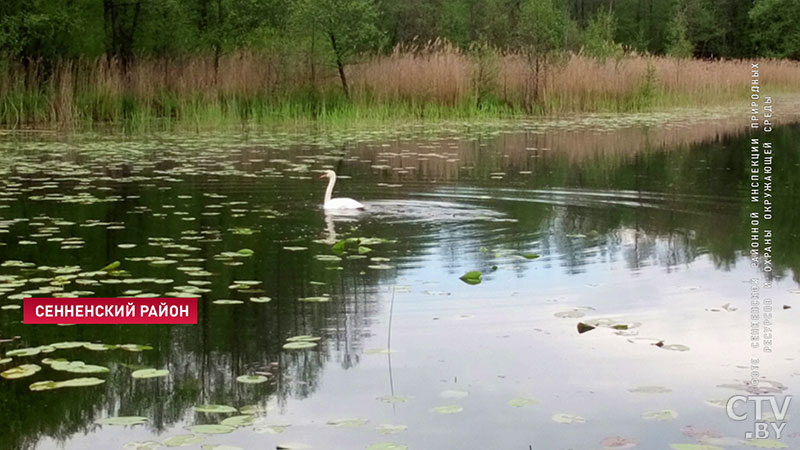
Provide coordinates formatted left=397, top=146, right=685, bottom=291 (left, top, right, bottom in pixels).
left=132, top=368, right=169, bottom=379
left=366, top=444, right=407, bottom=450
left=221, top=415, right=255, bottom=427
left=162, top=434, right=205, bottom=447
left=195, top=404, right=237, bottom=414
left=375, top=424, right=408, bottom=435
left=642, top=409, right=678, bottom=420
left=283, top=341, right=317, bottom=350
left=327, top=418, right=368, bottom=428
left=430, top=405, right=463, bottom=414
left=101, top=261, right=121, bottom=272
left=120, top=344, right=153, bottom=352
left=283, top=246, right=307, bottom=252
left=51, top=360, right=109, bottom=374
left=250, top=297, right=271, bottom=303
left=439, top=389, right=469, bottom=399
left=84, top=343, right=118, bottom=351
left=6, top=347, right=44, bottom=357
left=0, top=358, right=11, bottom=365
left=236, top=375, right=268, bottom=384
left=552, top=413, right=586, bottom=424
left=186, top=424, right=235, bottom=434
left=286, top=335, right=321, bottom=342
left=508, top=398, right=539, bottom=408
left=1, top=364, right=41, bottom=379
left=523, top=253, right=540, bottom=259
left=213, top=300, right=243, bottom=305
left=662, top=344, right=690, bottom=352
left=96, top=416, right=149, bottom=426
left=124, top=441, right=160, bottom=450
left=298, top=296, right=329, bottom=303
left=254, top=425, right=289, bottom=434
left=236, top=248, right=254, bottom=256
left=459, top=271, right=482, bottom=285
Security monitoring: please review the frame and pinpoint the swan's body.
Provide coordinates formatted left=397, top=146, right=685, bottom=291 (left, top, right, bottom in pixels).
left=321, top=170, right=365, bottom=210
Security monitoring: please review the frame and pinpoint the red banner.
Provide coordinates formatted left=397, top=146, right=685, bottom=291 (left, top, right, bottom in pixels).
left=23, top=298, right=198, bottom=324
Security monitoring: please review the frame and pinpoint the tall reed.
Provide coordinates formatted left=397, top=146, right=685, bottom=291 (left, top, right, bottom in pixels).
left=2, top=43, right=799, bottom=129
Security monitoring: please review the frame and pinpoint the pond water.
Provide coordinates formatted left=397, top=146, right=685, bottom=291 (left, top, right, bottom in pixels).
left=1, top=114, right=799, bottom=450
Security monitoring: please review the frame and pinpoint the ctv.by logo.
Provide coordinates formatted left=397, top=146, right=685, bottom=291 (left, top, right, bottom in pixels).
left=727, top=395, right=792, bottom=439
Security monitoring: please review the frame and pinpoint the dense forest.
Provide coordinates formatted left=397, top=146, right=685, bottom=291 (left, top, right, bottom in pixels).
left=1, top=0, right=799, bottom=127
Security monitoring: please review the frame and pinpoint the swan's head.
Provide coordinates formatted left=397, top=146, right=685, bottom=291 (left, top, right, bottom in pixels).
left=319, top=170, right=336, bottom=179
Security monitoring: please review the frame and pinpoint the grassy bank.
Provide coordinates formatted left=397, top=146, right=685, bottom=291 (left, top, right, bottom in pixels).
left=2, top=45, right=800, bottom=131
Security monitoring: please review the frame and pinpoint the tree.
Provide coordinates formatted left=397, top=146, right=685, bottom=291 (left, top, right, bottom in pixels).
left=515, top=0, right=573, bottom=110
left=290, top=0, right=384, bottom=98
left=749, top=0, right=800, bottom=59
left=582, top=8, right=623, bottom=60
left=666, top=2, right=693, bottom=58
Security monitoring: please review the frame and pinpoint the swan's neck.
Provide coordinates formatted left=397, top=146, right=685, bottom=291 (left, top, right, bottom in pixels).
left=324, top=175, right=336, bottom=205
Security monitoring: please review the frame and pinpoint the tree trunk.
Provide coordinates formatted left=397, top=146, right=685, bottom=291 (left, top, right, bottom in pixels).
left=329, top=33, right=349, bottom=98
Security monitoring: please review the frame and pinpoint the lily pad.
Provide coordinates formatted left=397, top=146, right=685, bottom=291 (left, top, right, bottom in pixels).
left=221, top=415, right=255, bottom=427
left=375, top=424, right=408, bottom=435
left=249, top=297, right=272, bottom=303
left=459, top=271, right=482, bottom=285
left=186, top=424, right=235, bottom=434
left=366, top=444, right=407, bottom=450
left=96, top=416, right=149, bottom=426
left=51, top=360, right=110, bottom=374
left=430, top=405, right=463, bottom=414
left=254, top=425, right=289, bottom=434
left=236, top=249, right=254, bottom=256
left=377, top=395, right=411, bottom=404
left=327, top=418, right=368, bottom=428
left=439, top=389, right=469, bottom=399
left=298, top=296, right=329, bottom=303
left=283, top=341, right=317, bottom=350
left=552, top=413, right=586, bottom=424
left=132, top=368, right=169, bottom=379
left=628, top=385, right=671, bottom=394
left=124, top=441, right=160, bottom=450
left=642, top=409, right=678, bottom=421
left=162, top=434, right=206, bottom=447
left=1, top=364, right=41, bottom=379
left=508, top=397, right=539, bottom=408
left=236, top=375, right=268, bottom=384
left=213, top=300, right=244, bottom=305
left=195, top=404, right=237, bottom=414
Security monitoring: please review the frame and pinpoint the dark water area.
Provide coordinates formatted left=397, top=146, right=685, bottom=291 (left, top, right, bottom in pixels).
left=0, top=118, right=799, bottom=450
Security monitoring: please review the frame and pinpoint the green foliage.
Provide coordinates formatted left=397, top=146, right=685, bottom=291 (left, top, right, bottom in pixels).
left=515, top=0, right=572, bottom=57
left=582, top=9, right=623, bottom=60
left=666, top=3, right=694, bottom=58
left=749, top=0, right=800, bottom=59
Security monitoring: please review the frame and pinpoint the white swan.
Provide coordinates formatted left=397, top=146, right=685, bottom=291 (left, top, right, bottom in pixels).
left=320, top=170, right=365, bottom=210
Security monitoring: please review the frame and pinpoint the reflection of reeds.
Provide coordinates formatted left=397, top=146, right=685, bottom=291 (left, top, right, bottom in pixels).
left=2, top=43, right=800, bottom=128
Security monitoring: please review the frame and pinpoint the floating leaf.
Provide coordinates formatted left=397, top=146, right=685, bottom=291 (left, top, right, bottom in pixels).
left=132, top=368, right=169, bottom=379
left=195, top=404, right=237, bottom=414
left=523, top=253, right=540, bottom=259
left=124, top=441, right=160, bottom=450
left=283, top=341, right=317, bottom=350
left=250, top=297, right=272, bottom=303
left=6, top=347, right=44, bottom=357
left=459, top=271, right=482, bottom=285
left=377, top=395, right=410, bottom=404
left=221, top=415, right=255, bottom=427
left=375, top=424, right=408, bottom=435
left=0, top=358, right=11, bottom=365
left=213, top=299, right=243, bottom=305
left=1, top=364, right=41, bottom=379
left=186, top=424, right=235, bottom=434
left=439, top=389, right=469, bottom=399
left=508, top=398, right=539, bottom=408
left=298, top=296, right=329, bottom=303
left=430, top=405, right=463, bottom=414
left=51, top=360, right=110, bottom=374
left=642, top=409, right=678, bottom=421
left=254, top=425, right=289, bottom=434
left=96, top=416, right=149, bottom=426
left=662, top=344, right=691, bottom=352
left=628, top=385, right=671, bottom=394
left=552, top=413, right=586, bottom=424
left=283, top=246, right=307, bottom=252
left=286, top=335, right=321, bottom=342
left=101, top=261, right=121, bottom=272
left=327, top=418, right=368, bottom=428
left=366, top=444, right=407, bottom=450
left=236, top=249, right=254, bottom=256
left=236, top=375, right=268, bottom=384
left=162, top=434, right=205, bottom=447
